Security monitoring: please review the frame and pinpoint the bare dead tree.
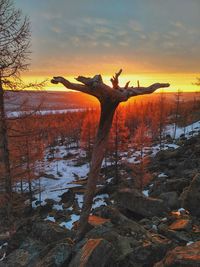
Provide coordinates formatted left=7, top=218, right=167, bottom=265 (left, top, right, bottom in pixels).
left=51, top=71, right=170, bottom=240
left=0, top=0, right=31, bottom=200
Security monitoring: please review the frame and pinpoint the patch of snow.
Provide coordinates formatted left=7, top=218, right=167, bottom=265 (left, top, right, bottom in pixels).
left=166, top=121, right=200, bottom=139
left=158, top=173, right=168, bottom=178
left=60, top=214, right=80, bottom=230
left=76, top=194, right=84, bottom=209
left=53, top=204, right=63, bottom=211
left=6, top=108, right=86, bottom=118
left=107, top=177, right=113, bottom=183
left=142, top=190, right=149, bottom=197
left=161, top=217, right=168, bottom=222
left=152, top=225, right=158, bottom=231
left=75, top=193, right=109, bottom=210
left=186, top=241, right=194, bottom=246
left=178, top=208, right=185, bottom=212
left=32, top=200, right=47, bottom=208
left=32, top=146, right=89, bottom=205
left=44, top=215, right=56, bottom=223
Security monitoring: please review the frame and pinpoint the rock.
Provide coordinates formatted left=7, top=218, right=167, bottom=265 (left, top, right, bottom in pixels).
left=59, top=190, right=74, bottom=206
left=88, top=215, right=110, bottom=227
left=117, top=233, right=172, bottom=267
left=169, top=219, right=192, bottom=232
left=117, top=188, right=169, bottom=218
left=159, top=191, right=180, bottom=209
left=31, top=221, right=73, bottom=244
left=150, top=178, right=189, bottom=197
left=154, top=241, right=200, bottom=267
left=1, top=238, right=44, bottom=267
left=180, top=173, right=200, bottom=217
left=69, top=238, right=114, bottom=267
left=37, top=241, right=72, bottom=267
left=156, top=149, right=182, bottom=161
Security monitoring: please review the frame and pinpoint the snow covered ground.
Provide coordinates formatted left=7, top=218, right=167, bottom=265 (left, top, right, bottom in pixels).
left=128, top=120, right=200, bottom=164
left=165, top=120, right=200, bottom=139
left=6, top=108, right=85, bottom=118
left=19, top=119, right=200, bottom=230
left=33, top=146, right=89, bottom=204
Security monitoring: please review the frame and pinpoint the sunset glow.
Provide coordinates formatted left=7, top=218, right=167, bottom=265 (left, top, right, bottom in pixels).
left=23, top=73, right=200, bottom=93
left=15, top=0, right=200, bottom=92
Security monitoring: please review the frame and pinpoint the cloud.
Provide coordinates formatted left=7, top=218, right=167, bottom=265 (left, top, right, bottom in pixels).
left=129, top=20, right=143, bottom=32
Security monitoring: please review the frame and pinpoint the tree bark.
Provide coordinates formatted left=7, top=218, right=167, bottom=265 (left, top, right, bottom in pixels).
left=0, top=80, right=12, bottom=196
left=76, top=99, right=119, bottom=240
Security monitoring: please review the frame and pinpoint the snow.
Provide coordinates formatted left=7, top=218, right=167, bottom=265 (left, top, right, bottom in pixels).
left=92, top=194, right=109, bottom=209
left=75, top=194, right=84, bottom=209
left=59, top=214, right=80, bottom=230
left=33, top=147, right=89, bottom=204
left=178, top=208, right=185, bottom=212
left=53, top=204, right=63, bottom=211
left=106, top=177, right=114, bottom=183
left=75, top=193, right=109, bottom=210
left=142, top=190, right=149, bottom=197
left=158, top=173, right=168, bottom=178
left=44, top=216, right=56, bottom=222
left=166, top=121, right=200, bottom=139
left=186, top=241, right=194, bottom=246
left=6, top=108, right=85, bottom=118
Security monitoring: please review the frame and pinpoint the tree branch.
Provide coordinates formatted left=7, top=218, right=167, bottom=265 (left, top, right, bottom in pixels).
left=110, top=69, right=122, bottom=89
left=126, top=83, right=170, bottom=98
left=51, top=76, right=100, bottom=98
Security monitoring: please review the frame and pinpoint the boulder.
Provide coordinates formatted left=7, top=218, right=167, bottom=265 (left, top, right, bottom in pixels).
left=37, top=241, right=72, bottom=267
left=59, top=189, right=74, bottom=206
left=117, top=188, right=169, bottom=218
left=31, top=221, right=73, bottom=244
left=150, top=178, right=189, bottom=197
left=159, top=191, right=180, bottom=210
left=0, top=238, right=44, bottom=267
left=69, top=238, right=114, bottom=267
left=154, top=241, right=200, bottom=267
left=169, top=219, right=192, bottom=232
left=180, top=173, right=200, bottom=217
left=121, top=234, right=172, bottom=267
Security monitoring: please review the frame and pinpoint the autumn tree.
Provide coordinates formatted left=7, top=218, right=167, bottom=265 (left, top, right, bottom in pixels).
left=132, top=122, right=152, bottom=189
left=0, top=0, right=30, bottom=203
left=173, top=90, right=182, bottom=139
left=8, top=115, right=45, bottom=209
left=81, top=110, right=99, bottom=161
left=51, top=69, right=170, bottom=240
left=108, top=107, right=129, bottom=183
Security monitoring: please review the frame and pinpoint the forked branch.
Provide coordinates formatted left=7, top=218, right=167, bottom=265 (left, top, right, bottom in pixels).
left=110, top=69, right=122, bottom=89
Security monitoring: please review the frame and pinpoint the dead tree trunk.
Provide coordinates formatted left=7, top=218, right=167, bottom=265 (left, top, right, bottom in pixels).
left=77, top=100, right=119, bottom=238
left=51, top=69, right=170, bottom=240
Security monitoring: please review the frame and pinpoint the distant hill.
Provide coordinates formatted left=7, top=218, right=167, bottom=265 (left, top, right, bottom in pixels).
left=4, top=90, right=200, bottom=112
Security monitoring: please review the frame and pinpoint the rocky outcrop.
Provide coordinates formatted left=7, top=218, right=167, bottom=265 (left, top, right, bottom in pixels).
left=154, top=241, right=200, bottom=267
left=159, top=191, right=180, bottom=209
left=0, top=238, right=44, bottom=267
left=117, top=188, right=169, bottom=218
left=180, top=173, right=200, bottom=217
left=69, top=238, right=114, bottom=267
left=37, top=241, right=72, bottom=267
left=31, top=221, right=73, bottom=244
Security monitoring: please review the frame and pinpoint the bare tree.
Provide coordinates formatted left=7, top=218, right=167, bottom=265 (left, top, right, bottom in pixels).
left=51, top=69, right=170, bottom=239
left=0, top=0, right=31, bottom=200
left=173, top=90, right=182, bottom=139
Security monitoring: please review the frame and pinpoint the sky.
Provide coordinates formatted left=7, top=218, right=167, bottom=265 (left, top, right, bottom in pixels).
left=15, top=0, right=200, bottom=92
